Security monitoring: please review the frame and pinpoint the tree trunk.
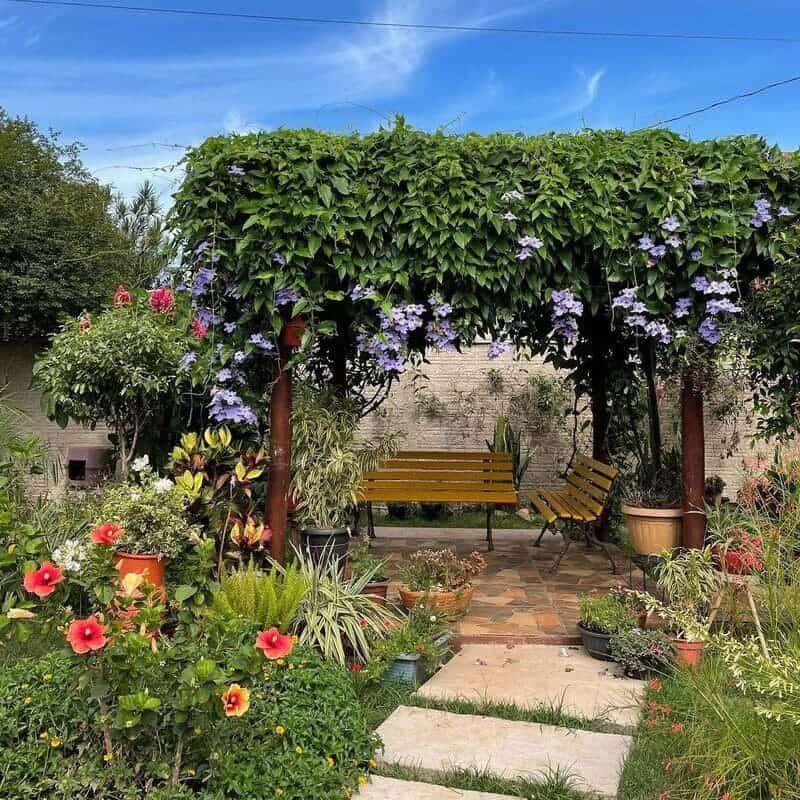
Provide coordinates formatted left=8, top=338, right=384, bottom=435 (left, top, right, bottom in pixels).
left=267, top=328, right=293, bottom=565
left=331, top=319, right=348, bottom=398
left=588, top=311, right=611, bottom=539
left=681, top=370, right=705, bottom=548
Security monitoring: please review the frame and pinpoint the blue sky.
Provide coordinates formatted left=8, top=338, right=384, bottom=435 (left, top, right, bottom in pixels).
left=2, top=0, right=800, bottom=199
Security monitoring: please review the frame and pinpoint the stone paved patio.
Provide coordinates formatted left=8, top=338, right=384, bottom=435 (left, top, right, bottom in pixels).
left=371, top=526, right=631, bottom=642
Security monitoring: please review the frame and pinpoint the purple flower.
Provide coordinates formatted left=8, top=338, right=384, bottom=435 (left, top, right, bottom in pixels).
left=209, top=388, right=257, bottom=425
left=426, top=319, right=458, bottom=351
left=778, top=206, right=793, bottom=217
left=690, top=250, right=702, bottom=262
left=518, top=235, right=544, bottom=250
left=275, top=288, right=301, bottom=307
left=705, top=280, right=735, bottom=296
left=191, top=267, right=215, bottom=300
left=179, top=352, right=197, bottom=370
left=673, top=297, right=693, bottom=318
left=233, top=350, right=247, bottom=365
left=223, top=321, right=237, bottom=334
left=249, top=333, right=275, bottom=352
left=698, top=318, right=721, bottom=345
left=691, top=276, right=710, bottom=293
left=195, top=241, right=211, bottom=255
left=273, top=253, right=287, bottom=267
left=351, top=285, right=377, bottom=301
left=195, top=308, right=220, bottom=328
left=216, top=368, right=233, bottom=383
left=612, top=288, right=638, bottom=310
left=691, top=177, right=706, bottom=187
left=487, top=341, right=512, bottom=360
left=719, top=268, right=737, bottom=279
left=638, top=236, right=655, bottom=251
left=501, top=211, right=518, bottom=221
left=630, top=302, right=648, bottom=314
left=553, top=316, right=579, bottom=344
left=706, top=298, right=742, bottom=316
left=229, top=165, right=246, bottom=176
left=666, top=236, right=681, bottom=248
left=625, top=314, right=648, bottom=329
left=649, top=245, right=667, bottom=259
left=501, top=190, right=523, bottom=201
left=644, top=320, right=672, bottom=344
left=429, top=296, right=453, bottom=318
left=515, top=248, right=533, bottom=261
left=662, top=216, right=680, bottom=232
left=751, top=198, right=773, bottom=228
left=551, top=289, right=584, bottom=318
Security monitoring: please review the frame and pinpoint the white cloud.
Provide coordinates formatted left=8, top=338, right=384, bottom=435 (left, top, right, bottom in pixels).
left=0, top=16, right=18, bottom=29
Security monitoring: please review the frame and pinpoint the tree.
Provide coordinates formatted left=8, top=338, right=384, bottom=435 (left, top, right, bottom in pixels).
left=0, top=109, right=134, bottom=339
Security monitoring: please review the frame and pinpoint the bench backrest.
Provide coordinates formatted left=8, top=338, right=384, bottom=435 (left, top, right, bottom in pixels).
left=563, top=454, right=618, bottom=517
left=360, top=450, right=517, bottom=505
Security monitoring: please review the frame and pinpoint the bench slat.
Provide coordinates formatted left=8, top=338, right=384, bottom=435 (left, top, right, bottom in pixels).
left=539, top=489, right=580, bottom=520
left=561, top=487, right=600, bottom=520
left=360, top=488, right=517, bottom=503
left=529, top=490, right=559, bottom=524
left=577, top=454, right=618, bottom=479
left=397, top=450, right=512, bottom=461
left=572, top=463, right=613, bottom=492
left=364, top=470, right=513, bottom=483
left=378, top=460, right=513, bottom=473
left=566, top=473, right=608, bottom=503
left=363, top=480, right=514, bottom=493
left=564, top=484, right=603, bottom=516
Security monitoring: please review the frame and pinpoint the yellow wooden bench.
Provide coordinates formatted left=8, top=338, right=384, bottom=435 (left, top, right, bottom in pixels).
left=359, top=451, right=518, bottom=551
left=528, top=454, right=618, bottom=573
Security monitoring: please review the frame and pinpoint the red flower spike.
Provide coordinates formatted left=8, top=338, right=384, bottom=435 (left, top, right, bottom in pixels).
left=90, top=522, right=124, bottom=546
left=149, top=287, right=176, bottom=314
left=191, top=317, right=209, bottom=340
left=23, top=562, right=65, bottom=598
left=66, top=616, right=108, bottom=654
left=114, top=285, right=131, bottom=306
left=255, top=628, right=293, bottom=660
left=351, top=663, right=362, bottom=673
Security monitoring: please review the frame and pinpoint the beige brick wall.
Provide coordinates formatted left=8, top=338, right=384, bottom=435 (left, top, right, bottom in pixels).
left=1, top=341, right=111, bottom=487
left=360, top=344, right=759, bottom=494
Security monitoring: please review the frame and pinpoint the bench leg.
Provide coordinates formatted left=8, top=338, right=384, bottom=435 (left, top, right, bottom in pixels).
left=367, top=502, right=376, bottom=539
left=486, top=504, right=495, bottom=551
left=548, top=523, right=572, bottom=574
left=534, top=520, right=551, bottom=547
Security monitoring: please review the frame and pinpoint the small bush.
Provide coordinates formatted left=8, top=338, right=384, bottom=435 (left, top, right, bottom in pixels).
left=577, top=593, right=635, bottom=635
left=610, top=628, right=673, bottom=677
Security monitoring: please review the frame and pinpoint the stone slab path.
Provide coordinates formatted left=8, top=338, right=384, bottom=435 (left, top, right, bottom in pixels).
left=357, top=776, right=517, bottom=800
left=377, top=706, right=631, bottom=798
left=417, top=644, right=643, bottom=728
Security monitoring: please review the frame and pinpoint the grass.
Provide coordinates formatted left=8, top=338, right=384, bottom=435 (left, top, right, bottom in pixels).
left=372, top=509, right=544, bottom=529
left=376, top=762, right=595, bottom=800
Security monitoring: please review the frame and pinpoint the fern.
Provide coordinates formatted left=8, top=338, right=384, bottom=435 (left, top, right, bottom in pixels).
left=212, top=560, right=307, bottom=630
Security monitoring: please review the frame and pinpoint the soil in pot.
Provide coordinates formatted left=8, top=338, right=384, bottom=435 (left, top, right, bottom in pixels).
left=623, top=505, right=682, bottom=555
left=576, top=622, right=614, bottom=661
left=115, top=552, right=167, bottom=599
left=673, top=638, right=704, bottom=668
left=299, top=528, right=350, bottom=569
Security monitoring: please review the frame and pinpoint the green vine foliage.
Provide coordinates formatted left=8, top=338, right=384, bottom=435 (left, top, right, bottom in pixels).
left=171, top=122, right=800, bottom=429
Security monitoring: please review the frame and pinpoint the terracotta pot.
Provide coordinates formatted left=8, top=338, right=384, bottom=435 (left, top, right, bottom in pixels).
left=673, top=638, right=704, bottom=668
left=114, top=552, right=167, bottom=599
left=711, top=545, right=760, bottom=575
left=364, top=580, right=389, bottom=607
left=283, top=316, right=306, bottom=348
left=623, top=505, right=682, bottom=555
left=398, top=585, right=474, bottom=617
left=637, top=610, right=649, bottom=629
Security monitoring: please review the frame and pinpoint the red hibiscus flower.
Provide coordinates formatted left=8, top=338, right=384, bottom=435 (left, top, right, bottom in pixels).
left=191, top=317, right=209, bottom=340
left=90, top=522, right=124, bottom=546
left=114, top=285, right=131, bottom=306
left=255, top=628, right=293, bottom=660
left=221, top=684, right=250, bottom=717
left=351, top=663, right=362, bottom=673
left=23, top=562, right=64, bottom=598
left=149, top=287, right=176, bottom=314
left=66, top=616, right=108, bottom=654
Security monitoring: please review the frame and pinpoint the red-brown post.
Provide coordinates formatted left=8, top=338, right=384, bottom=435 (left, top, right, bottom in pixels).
left=681, top=370, right=706, bottom=548
left=267, top=326, right=293, bottom=564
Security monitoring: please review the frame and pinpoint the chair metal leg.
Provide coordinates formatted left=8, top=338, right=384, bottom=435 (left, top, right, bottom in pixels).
left=486, top=504, right=495, bottom=551
left=548, top=524, right=572, bottom=574
left=367, top=502, right=375, bottom=539
left=533, top=520, right=551, bottom=547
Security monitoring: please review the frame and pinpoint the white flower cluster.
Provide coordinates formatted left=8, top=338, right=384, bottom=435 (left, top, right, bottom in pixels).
left=52, top=537, right=88, bottom=574
left=153, top=477, right=174, bottom=494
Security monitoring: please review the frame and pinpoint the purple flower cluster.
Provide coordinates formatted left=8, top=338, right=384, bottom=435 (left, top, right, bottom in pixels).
left=638, top=218, right=685, bottom=260
left=208, top=388, right=257, bottom=425
left=249, top=332, right=274, bottom=352
left=501, top=190, right=524, bottom=201
left=273, top=253, right=287, bottom=267
left=705, top=298, right=742, bottom=316
left=195, top=308, right=221, bottom=328
left=223, top=321, right=237, bottom=334
left=191, top=266, right=216, bottom=301
left=673, top=297, right=693, bottom=318
left=751, top=198, right=772, bottom=228
left=229, top=165, right=246, bottom=176
left=612, top=288, right=638, bottom=310
left=698, top=318, right=721, bottom=345
left=357, top=303, right=425, bottom=374
left=501, top=211, right=518, bottom=221
left=778, top=205, right=793, bottom=217
left=487, top=341, right=512, bottom=360
left=691, top=177, right=706, bottom=187
left=350, top=285, right=376, bottom=301
left=516, top=234, right=544, bottom=260
left=690, top=250, right=702, bottom=262
left=661, top=216, right=681, bottom=232
left=179, top=352, right=197, bottom=370
left=275, top=288, right=301, bottom=307
left=551, top=289, right=583, bottom=344
left=644, top=320, right=672, bottom=344
left=425, top=296, right=457, bottom=351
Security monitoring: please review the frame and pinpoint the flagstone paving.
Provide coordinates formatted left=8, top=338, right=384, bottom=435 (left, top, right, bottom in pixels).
left=416, top=644, right=644, bottom=728
left=376, top=706, right=632, bottom=799
left=358, top=776, right=517, bottom=800
left=372, top=527, right=631, bottom=641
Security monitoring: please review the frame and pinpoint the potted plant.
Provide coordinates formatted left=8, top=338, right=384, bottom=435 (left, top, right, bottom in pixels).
left=636, top=546, right=723, bottom=667
left=707, top=511, right=765, bottom=575
left=622, top=448, right=683, bottom=556
left=609, top=628, right=674, bottom=678
left=290, top=387, right=396, bottom=568
left=92, top=459, right=195, bottom=596
left=704, top=475, right=726, bottom=508
left=610, top=583, right=650, bottom=628
left=398, top=548, right=486, bottom=616
left=349, top=537, right=389, bottom=606
left=577, top=592, right=637, bottom=660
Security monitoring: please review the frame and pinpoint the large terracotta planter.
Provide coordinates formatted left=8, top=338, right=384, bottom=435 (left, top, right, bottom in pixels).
left=673, top=638, right=704, bottom=668
left=623, top=505, right=682, bottom=555
left=363, top=580, right=389, bottom=607
left=115, top=552, right=167, bottom=598
left=398, top=585, right=474, bottom=617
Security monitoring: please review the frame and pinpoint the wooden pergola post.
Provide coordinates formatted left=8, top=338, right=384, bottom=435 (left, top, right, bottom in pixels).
left=681, top=369, right=706, bottom=548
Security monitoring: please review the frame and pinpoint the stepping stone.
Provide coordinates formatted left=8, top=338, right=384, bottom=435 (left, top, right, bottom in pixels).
left=357, top=776, right=516, bottom=799
left=418, top=644, right=643, bottom=728
left=377, top=706, right=632, bottom=799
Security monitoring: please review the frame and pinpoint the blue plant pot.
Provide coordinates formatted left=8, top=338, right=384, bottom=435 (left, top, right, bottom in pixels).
left=382, top=653, right=428, bottom=687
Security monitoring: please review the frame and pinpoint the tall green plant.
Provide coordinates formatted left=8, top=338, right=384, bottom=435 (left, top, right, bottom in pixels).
left=487, top=416, right=530, bottom=490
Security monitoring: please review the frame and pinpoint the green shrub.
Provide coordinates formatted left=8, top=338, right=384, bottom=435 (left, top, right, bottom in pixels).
left=212, top=560, right=307, bottom=631
left=577, top=593, right=634, bottom=635
left=609, top=628, right=673, bottom=677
